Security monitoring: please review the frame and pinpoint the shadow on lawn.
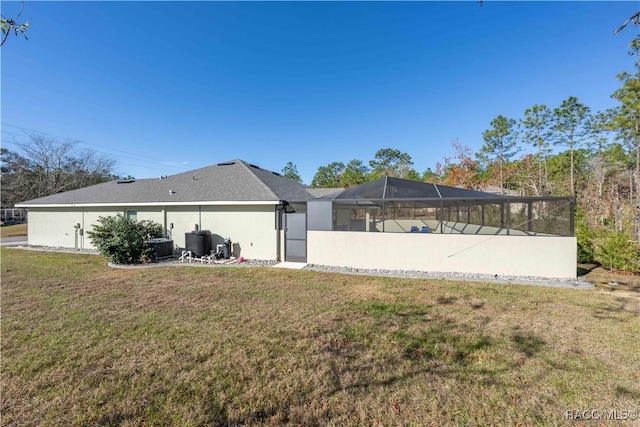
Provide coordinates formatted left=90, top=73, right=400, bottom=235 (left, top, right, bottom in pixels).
left=511, top=332, right=546, bottom=357
left=321, top=301, right=553, bottom=399
left=593, top=296, right=640, bottom=321
left=436, top=296, right=457, bottom=305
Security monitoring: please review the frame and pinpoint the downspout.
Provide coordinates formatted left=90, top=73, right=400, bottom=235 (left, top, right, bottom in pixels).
left=81, top=208, right=85, bottom=249
left=162, top=206, right=167, bottom=238
left=275, top=201, right=284, bottom=262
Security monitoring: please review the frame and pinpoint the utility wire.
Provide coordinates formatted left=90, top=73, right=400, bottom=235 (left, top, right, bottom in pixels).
left=1, top=124, right=190, bottom=173
left=1, top=134, right=187, bottom=175
left=1, top=123, right=185, bottom=167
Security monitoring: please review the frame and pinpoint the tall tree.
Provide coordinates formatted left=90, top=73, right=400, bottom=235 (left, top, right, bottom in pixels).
left=520, top=105, right=552, bottom=196
left=477, top=115, right=518, bottom=194
left=582, top=144, right=628, bottom=228
left=421, top=168, right=438, bottom=182
left=610, top=70, right=640, bottom=241
left=0, top=148, right=32, bottom=207
left=507, top=154, right=540, bottom=196
left=310, top=161, right=344, bottom=188
left=405, top=169, right=421, bottom=181
left=1, top=134, right=117, bottom=207
left=546, top=149, right=589, bottom=197
left=587, top=110, right=615, bottom=153
left=340, top=159, right=369, bottom=188
left=281, top=161, right=302, bottom=183
left=551, top=97, right=591, bottom=195
left=369, top=148, right=413, bottom=179
left=441, top=139, right=483, bottom=190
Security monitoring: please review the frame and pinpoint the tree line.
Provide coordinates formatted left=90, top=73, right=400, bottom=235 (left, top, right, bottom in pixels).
left=1, top=134, right=120, bottom=208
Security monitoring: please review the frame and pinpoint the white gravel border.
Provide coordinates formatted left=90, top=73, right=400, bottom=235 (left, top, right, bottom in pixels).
left=303, top=264, right=594, bottom=289
left=6, top=245, right=593, bottom=289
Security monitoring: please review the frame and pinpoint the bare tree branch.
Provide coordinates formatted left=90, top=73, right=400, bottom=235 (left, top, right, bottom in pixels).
left=1, top=1, right=29, bottom=47
left=614, top=10, right=640, bottom=36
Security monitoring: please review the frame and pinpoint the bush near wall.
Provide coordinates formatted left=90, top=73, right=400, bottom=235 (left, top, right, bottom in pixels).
left=594, top=231, right=640, bottom=273
left=87, top=214, right=164, bottom=264
left=574, top=209, right=595, bottom=264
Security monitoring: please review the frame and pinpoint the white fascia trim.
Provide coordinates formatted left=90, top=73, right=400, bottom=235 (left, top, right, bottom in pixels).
left=17, top=201, right=279, bottom=208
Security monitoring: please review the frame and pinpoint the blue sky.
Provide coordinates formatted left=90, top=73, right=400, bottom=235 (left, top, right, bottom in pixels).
left=1, top=1, right=637, bottom=184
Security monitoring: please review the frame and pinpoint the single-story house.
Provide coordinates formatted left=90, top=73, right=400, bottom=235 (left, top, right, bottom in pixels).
left=17, top=159, right=577, bottom=278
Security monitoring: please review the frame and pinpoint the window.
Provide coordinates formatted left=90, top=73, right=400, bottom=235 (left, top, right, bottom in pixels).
left=125, top=209, right=137, bottom=222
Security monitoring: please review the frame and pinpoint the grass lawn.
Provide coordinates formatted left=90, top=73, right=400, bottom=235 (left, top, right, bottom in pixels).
left=2, top=249, right=639, bottom=426
left=0, top=223, right=27, bottom=238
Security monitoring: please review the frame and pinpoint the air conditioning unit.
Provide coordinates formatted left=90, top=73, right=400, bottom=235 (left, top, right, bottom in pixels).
left=147, top=238, right=174, bottom=261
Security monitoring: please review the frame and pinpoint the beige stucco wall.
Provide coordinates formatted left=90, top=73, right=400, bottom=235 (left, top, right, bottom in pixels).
left=26, top=205, right=279, bottom=260
left=165, top=207, right=200, bottom=248
left=27, top=208, right=84, bottom=248
left=307, top=230, right=577, bottom=279
left=27, top=207, right=164, bottom=249
left=200, top=205, right=277, bottom=260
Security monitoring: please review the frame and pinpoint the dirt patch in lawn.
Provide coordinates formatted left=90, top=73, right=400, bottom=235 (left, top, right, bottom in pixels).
left=580, top=264, right=640, bottom=300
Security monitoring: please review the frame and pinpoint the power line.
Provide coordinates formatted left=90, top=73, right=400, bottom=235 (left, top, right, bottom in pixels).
left=1, top=123, right=185, bottom=167
left=1, top=124, right=190, bottom=173
left=1, top=134, right=187, bottom=175
left=3, top=136, right=187, bottom=176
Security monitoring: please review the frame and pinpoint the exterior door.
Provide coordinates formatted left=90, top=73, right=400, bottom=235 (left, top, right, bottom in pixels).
left=285, top=212, right=306, bottom=262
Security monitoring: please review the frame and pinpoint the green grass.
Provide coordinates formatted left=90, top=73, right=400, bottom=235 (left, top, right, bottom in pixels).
left=0, top=223, right=27, bottom=238
left=2, top=248, right=639, bottom=426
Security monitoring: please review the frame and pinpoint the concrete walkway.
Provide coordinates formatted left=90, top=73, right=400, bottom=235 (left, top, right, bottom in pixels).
left=273, top=262, right=308, bottom=270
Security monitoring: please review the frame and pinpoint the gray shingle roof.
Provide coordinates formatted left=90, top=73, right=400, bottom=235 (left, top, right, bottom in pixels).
left=17, top=160, right=316, bottom=206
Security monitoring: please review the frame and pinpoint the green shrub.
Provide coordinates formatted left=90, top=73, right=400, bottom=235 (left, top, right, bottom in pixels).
left=595, top=231, right=640, bottom=273
left=574, top=209, right=594, bottom=263
left=87, top=214, right=164, bottom=264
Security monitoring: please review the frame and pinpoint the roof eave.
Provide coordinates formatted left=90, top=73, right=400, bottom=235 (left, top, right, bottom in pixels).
left=16, top=200, right=281, bottom=208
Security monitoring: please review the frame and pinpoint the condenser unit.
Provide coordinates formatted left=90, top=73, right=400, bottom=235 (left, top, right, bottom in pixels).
left=147, top=238, right=174, bottom=261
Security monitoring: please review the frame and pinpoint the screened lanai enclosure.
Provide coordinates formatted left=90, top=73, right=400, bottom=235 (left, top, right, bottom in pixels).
left=304, top=177, right=577, bottom=278
left=308, top=177, right=575, bottom=237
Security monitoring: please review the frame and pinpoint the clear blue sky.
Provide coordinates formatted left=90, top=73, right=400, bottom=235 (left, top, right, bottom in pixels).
left=1, top=1, right=637, bottom=184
